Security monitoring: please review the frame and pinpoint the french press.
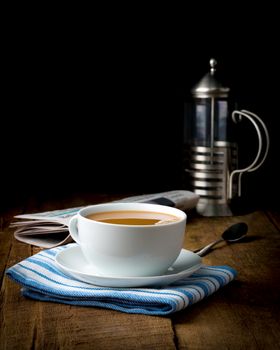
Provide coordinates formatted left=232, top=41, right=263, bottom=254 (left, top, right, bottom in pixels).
left=184, top=59, right=270, bottom=216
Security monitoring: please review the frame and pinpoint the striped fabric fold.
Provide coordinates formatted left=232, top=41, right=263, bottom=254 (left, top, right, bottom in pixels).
left=6, top=244, right=237, bottom=316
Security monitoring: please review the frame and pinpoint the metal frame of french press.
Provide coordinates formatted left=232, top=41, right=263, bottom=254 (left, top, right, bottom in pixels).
left=185, top=59, right=270, bottom=216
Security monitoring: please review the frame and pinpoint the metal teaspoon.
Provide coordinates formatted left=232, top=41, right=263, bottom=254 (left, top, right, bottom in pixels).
left=194, top=222, right=248, bottom=257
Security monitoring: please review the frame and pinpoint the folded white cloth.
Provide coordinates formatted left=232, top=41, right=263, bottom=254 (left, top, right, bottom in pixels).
left=6, top=244, right=237, bottom=316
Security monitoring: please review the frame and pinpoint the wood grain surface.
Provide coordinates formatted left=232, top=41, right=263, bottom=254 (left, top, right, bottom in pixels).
left=1, top=194, right=280, bottom=349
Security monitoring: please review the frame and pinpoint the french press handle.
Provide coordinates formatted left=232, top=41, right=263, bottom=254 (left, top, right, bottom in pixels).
left=228, top=110, right=270, bottom=199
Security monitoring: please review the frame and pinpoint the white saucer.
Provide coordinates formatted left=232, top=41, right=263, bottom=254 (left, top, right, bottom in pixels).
left=55, top=245, right=202, bottom=288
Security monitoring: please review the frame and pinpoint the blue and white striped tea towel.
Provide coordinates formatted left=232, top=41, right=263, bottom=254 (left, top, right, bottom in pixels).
left=6, top=244, right=237, bottom=316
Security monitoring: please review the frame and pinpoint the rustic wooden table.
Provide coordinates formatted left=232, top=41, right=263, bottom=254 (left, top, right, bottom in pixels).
left=1, top=194, right=280, bottom=349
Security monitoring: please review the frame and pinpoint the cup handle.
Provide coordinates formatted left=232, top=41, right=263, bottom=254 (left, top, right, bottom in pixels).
left=68, top=215, right=81, bottom=244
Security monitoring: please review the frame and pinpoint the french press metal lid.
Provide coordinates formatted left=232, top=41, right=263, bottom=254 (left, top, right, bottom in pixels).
left=192, top=58, right=229, bottom=98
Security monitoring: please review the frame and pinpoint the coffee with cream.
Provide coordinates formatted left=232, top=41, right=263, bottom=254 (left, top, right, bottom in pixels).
left=86, top=210, right=179, bottom=225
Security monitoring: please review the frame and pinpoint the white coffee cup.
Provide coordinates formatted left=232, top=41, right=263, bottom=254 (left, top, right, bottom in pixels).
left=68, top=202, right=187, bottom=277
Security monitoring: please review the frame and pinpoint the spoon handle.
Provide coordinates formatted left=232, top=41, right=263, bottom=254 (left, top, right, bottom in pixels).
left=194, top=237, right=224, bottom=257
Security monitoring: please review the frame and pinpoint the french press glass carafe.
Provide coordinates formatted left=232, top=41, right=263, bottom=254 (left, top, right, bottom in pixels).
left=184, top=59, right=269, bottom=216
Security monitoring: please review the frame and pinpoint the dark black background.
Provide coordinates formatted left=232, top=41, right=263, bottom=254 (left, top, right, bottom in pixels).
left=2, top=11, right=280, bottom=211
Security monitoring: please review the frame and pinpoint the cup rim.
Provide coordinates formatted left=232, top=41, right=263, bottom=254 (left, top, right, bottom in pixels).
left=77, top=202, right=187, bottom=227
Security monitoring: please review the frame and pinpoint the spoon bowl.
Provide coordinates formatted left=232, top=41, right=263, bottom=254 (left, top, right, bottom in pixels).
left=194, top=222, right=248, bottom=257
